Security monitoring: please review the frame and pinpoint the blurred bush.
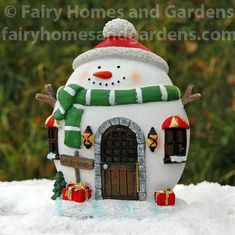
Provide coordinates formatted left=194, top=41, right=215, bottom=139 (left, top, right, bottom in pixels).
left=0, top=0, right=234, bottom=185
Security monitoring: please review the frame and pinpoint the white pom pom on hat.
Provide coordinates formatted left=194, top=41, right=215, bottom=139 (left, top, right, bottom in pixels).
left=73, top=18, right=169, bottom=73
left=103, top=18, right=137, bottom=39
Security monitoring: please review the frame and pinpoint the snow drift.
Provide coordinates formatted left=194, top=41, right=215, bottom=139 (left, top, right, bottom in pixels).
left=0, top=180, right=234, bottom=235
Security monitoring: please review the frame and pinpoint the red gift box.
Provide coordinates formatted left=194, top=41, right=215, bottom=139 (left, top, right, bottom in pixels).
left=154, top=189, right=175, bottom=206
left=62, top=182, right=92, bottom=203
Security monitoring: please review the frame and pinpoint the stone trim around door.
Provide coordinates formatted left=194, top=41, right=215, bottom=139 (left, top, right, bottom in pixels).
left=94, top=117, right=146, bottom=201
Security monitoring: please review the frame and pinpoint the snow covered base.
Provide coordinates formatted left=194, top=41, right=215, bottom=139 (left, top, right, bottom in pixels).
left=55, top=198, right=181, bottom=219
left=0, top=180, right=235, bottom=235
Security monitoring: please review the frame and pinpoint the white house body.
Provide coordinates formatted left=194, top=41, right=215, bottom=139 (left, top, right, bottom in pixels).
left=46, top=19, right=190, bottom=203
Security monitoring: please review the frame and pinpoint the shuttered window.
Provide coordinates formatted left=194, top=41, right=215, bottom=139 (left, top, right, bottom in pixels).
left=48, top=127, right=58, bottom=154
left=164, top=128, right=187, bottom=163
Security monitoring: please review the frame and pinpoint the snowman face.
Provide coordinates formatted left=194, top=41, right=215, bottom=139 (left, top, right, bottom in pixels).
left=66, top=58, right=173, bottom=89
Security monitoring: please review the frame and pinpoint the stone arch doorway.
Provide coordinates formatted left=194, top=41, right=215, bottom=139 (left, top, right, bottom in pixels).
left=101, top=125, right=138, bottom=200
left=94, top=117, right=146, bottom=201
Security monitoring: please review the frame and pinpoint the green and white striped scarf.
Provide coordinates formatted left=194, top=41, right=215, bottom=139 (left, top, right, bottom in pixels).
left=53, top=84, right=181, bottom=148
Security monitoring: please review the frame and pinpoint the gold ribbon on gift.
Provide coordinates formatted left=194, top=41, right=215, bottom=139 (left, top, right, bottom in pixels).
left=78, top=182, right=90, bottom=201
left=65, top=182, right=90, bottom=201
left=156, top=188, right=173, bottom=205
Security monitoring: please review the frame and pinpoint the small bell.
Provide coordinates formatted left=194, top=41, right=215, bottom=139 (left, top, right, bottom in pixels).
left=147, top=127, right=158, bottom=152
left=82, top=126, right=93, bottom=149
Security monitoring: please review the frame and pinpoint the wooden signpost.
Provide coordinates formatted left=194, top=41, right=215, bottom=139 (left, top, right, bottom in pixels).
left=60, top=154, right=94, bottom=182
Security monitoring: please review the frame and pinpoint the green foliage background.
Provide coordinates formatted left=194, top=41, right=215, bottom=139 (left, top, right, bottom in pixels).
left=0, top=0, right=234, bottom=185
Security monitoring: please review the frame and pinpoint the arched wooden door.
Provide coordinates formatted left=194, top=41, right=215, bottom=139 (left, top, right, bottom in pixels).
left=101, top=125, right=139, bottom=200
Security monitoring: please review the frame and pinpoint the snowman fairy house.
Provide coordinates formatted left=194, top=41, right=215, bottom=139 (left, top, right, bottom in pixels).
left=36, top=19, right=201, bottom=206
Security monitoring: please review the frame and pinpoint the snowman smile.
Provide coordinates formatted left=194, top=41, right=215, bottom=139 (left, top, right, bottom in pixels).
left=87, top=77, right=126, bottom=86
left=87, top=76, right=126, bottom=87
left=85, top=65, right=127, bottom=87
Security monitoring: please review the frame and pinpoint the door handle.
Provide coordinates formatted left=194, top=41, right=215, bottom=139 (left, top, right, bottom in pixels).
left=103, top=164, right=108, bottom=170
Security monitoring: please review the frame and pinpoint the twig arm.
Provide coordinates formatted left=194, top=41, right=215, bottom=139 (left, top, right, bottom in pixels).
left=35, top=84, right=56, bottom=108
left=181, top=84, right=201, bottom=106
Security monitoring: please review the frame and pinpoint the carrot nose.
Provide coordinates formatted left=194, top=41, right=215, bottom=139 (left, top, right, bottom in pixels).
left=93, top=71, right=112, bottom=79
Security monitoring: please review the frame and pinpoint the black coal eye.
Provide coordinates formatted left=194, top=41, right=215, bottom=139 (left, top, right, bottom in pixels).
left=117, top=66, right=120, bottom=68
left=98, top=66, right=101, bottom=69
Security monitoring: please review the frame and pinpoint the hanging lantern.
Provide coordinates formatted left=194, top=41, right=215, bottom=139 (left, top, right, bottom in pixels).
left=147, top=127, right=158, bottom=152
left=82, top=126, right=93, bottom=149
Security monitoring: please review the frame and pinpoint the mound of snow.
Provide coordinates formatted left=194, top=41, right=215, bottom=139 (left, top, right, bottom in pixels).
left=0, top=180, right=234, bottom=235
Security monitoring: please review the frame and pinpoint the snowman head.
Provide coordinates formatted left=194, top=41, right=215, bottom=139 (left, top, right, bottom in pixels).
left=67, top=57, right=172, bottom=89
left=66, top=19, right=171, bottom=89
